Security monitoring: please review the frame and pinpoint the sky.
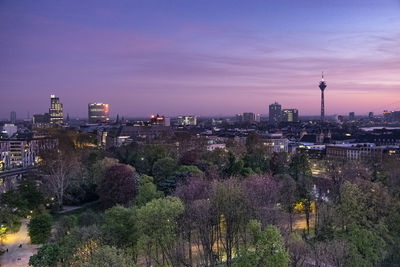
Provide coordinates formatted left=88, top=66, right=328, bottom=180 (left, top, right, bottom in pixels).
left=1, top=0, right=400, bottom=119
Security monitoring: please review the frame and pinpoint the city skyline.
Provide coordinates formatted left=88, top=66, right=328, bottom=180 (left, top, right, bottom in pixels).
left=1, top=0, right=400, bottom=118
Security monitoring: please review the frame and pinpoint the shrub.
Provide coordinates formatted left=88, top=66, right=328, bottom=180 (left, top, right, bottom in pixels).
left=28, top=213, right=53, bottom=244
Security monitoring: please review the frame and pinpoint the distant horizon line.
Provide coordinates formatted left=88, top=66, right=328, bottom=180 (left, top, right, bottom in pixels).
left=0, top=113, right=383, bottom=122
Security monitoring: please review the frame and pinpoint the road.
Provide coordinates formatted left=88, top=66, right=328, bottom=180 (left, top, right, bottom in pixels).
left=0, top=219, right=40, bottom=267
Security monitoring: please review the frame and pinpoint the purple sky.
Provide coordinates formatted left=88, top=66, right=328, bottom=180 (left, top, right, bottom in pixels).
left=1, top=0, right=400, bottom=119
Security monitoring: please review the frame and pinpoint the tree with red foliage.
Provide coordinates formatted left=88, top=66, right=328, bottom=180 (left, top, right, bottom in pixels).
left=98, top=164, right=137, bottom=209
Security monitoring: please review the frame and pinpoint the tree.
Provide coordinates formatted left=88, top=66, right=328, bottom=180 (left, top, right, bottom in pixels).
left=175, top=178, right=213, bottom=266
left=344, top=225, right=386, bottom=267
left=102, top=205, right=138, bottom=249
left=58, top=225, right=102, bottom=265
left=0, top=225, right=6, bottom=245
left=54, top=215, right=77, bottom=241
left=279, top=174, right=297, bottom=232
left=151, top=157, right=178, bottom=186
left=169, top=165, right=203, bottom=190
left=243, top=149, right=270, bottom=174
left=18, top=179, right=44, bottom=211
left=137, top=197, right=185, bottom=266
left=241, top=175, right=280, bottom=223
left=98, top=164, right=137, bottom=209
left=29, top=243, right=60, bottom=267
left=40, top=149, right=79, bottom=209
left=210, top=180, right=248, bottom=266
left=0, top=179, right=44, bottom=216
left=89, top=157, right=119, bottom=185
left=337, top=181, right=366, bottom=230
left=0, top=207, right=21, bottom=233
left=315, top=240, right=348, bottom=267
left=270, top=152, right=288, bottom=175
left=28, top=213, right=53, bottom=244
left=82, top=245, right=132, bottom=267
left=234, top=220, right=290, bottom=267
left=135, top=175, right=163, bottom=207
left=78, top=210, right=103, bottom=227
left=289, top=154, right=313, bottom=234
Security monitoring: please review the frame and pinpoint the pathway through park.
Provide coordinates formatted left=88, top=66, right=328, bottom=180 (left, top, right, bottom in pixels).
left=0, top=219, right=40, bottom=267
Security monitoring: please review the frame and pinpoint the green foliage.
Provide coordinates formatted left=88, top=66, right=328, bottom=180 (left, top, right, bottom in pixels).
left=29, top=243, right=60, bottom=267
left=135, top=175, right=163, bottom=207
left=90, top=157, right=119, bottom=185
left=125, top=144, right=171, bottom=175
left=0, top=207, right=21, bottom=233
left=211, top=180, right=248, bottom=264
left=344, top=225, right=387, bottom=267
left=28, top=213, right=53, bottom=244
left=78, top=209, right=103, bottom=227
left=175, top=165, right=202, bottom=176
left=58, top=225, right=102, bottom=265
left=102, top=205, right=138, bottom=248
left=202, top=148, right=229, bottom=168
left=226, top=152, right=254, bottom=177
left=18, top=179, right=45, bottom=210
left=54, top=215, right=77, bottom=241
left=137, top=197, right=184, bottom=264
left=1, top=179, right=44, bottom=216
left=244, top=149, right=270, bottom=174
left=338, top=181, right=366, bottom=228
left=81, top=245, right=133, bottom=267
left=152, top=157, right=178, bottom=185
left=289, top=154, right=312, bottom=185
left=234, top=220, right=290, bottom=267
left=0, top=225, right=7, bottom=244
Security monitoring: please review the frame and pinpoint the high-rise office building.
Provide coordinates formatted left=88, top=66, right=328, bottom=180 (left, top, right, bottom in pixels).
left=236, top=114, right=243, bottom=123
left=10, top=111, right=16, bottom=124
left=243, top=112, right=256, bottom=123
left=349, top=112, right=355, bottom=121
left=177, top=115, right=197, bottom=126
left=319, top=73, right=327, bottom=122
left=269, top=102, right=282, bottom=124
left=368, top=112, right=374, bottom=120
left=88, top=103, right=109, bottom=123
left=282, top=109, right=299, bottom=122
left=49, top=95, right=63, bottom=124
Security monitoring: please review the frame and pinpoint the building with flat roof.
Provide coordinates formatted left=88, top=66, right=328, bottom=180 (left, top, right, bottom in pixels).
left=88, top=103, right=109, bottom=123
left=49, top=95, right=63, bottom=124
left=10, top=111, right=16, bottom=124
left=282, top=109, right=299, bottom=122
left=326, top=143, right=384, bottom=161
left=178, top=115, right=197, bottom=126
left=269, top=102, right=282, bottom=124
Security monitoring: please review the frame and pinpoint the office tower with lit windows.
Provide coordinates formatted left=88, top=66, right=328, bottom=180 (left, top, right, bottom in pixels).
left=88, top=103, right=109, bottom=123
left=282, top=109, right=299, bottom=122
left=49, top=95, right=63, bottom=124
left=269, top=102, right=282, bottom=124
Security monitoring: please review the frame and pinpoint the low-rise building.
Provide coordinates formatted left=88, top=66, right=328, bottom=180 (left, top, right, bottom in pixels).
left=177, top=115, right=197, bottom=126
left=326, top=143, right=384, bottom=161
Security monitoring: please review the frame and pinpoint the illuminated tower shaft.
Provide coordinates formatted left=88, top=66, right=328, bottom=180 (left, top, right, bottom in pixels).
left=319, top=73, right=327, bottom=122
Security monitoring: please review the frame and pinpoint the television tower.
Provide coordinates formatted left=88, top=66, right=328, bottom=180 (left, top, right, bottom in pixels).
left=319, top=72, right=327, bottom=122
